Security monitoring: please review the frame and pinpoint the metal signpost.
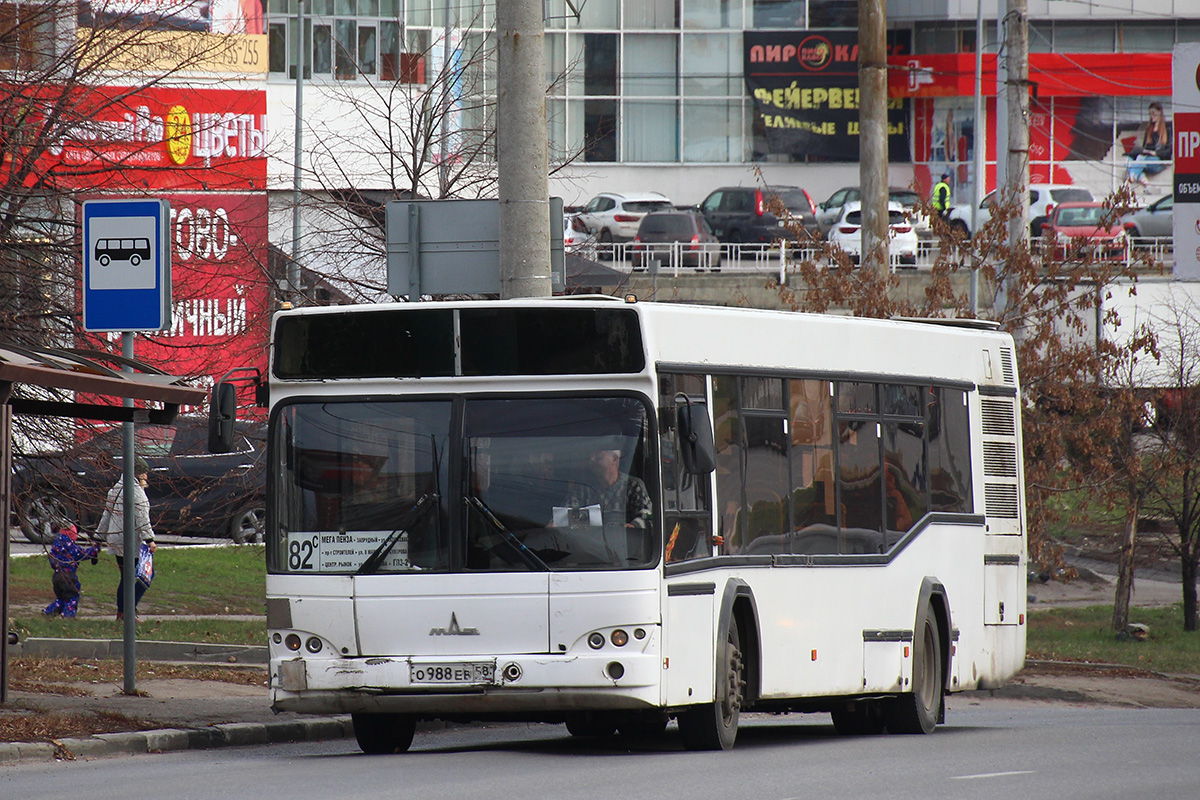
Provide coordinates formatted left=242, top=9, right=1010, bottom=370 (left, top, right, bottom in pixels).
left=81, top=198, right=172, bottom=693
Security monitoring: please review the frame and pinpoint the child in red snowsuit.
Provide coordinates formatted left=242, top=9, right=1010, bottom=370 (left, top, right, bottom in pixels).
left=43, top=524, right=100, bottom=618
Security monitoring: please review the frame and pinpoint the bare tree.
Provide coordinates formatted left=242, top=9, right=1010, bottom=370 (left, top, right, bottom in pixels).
left=1133, top=291, right=1200, bottom=629
left=287, top=16, right=584, bottom=301
left=1, top=1, right=278, bottom=534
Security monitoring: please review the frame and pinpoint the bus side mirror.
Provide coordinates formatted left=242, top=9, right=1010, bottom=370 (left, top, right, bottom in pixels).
left=676, top=401, right=715, bottom=475
left=208, top=381, right=237, bottom=453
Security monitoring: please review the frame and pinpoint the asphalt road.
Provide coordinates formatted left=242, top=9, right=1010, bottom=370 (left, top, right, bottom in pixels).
left=2, top=704, right=1197, bottom=799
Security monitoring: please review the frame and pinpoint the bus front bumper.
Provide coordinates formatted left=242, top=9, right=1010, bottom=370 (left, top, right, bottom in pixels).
left=271, top=652, right=662, bottom=715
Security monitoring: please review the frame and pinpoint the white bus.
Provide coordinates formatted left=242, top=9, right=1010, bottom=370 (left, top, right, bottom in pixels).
left=247, top=297, right=1026, bottom=752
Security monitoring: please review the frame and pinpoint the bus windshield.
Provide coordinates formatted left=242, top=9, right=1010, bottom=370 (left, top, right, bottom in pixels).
left=272, top=396, right=656, bottom=574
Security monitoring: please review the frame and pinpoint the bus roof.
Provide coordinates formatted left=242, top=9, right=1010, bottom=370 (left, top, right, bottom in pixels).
left=270, top=298, right=1017, bottom=392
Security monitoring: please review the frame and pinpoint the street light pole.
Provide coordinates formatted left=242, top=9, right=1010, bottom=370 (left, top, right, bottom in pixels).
left=859, top=0, right=889, bottom=277
left=496, top=0, right=552, bottom=298
left=290, top=0, right=305, bottom=305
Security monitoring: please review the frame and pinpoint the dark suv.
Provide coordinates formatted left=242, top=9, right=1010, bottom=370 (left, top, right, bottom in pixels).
left=630, top=210, right=722, bottom=270
left=11, top=416, right=266, bottom=544
left=698, top=185, right=817, bottom=243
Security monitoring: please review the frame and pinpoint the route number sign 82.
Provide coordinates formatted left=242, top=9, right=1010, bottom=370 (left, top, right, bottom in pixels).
left=289, top=534, right=319, bottom=570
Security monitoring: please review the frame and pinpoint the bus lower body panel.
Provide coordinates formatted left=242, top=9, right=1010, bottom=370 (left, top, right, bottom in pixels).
left=271, top=652, right=661, bottom=716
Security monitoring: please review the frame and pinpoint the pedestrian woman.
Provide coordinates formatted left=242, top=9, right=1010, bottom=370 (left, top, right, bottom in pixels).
left=98, top=457, right=157, bottom=621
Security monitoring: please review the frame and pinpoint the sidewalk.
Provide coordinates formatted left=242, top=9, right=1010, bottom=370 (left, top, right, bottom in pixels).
left=1, top=637, right=353, bottom=765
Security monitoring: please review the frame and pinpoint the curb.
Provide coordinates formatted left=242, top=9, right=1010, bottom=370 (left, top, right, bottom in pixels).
left=0, top=716, right=354, bottom=766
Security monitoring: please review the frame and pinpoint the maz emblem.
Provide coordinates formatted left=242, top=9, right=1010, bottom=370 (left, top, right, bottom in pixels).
left=429, top=612, right=480, bottom=636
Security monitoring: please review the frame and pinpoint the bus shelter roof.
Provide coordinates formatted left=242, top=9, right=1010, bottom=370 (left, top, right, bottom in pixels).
left=0, top=344, right=206, bottom=424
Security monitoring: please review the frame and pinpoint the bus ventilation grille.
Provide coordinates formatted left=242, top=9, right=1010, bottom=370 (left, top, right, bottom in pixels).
left=999, top=347, right=1016, bottom=385
left=983, top=441, right=1019, bottom=478
left=985, top=484, right=1020, bottom=518
left=980, top=399, right=1016, bottom=437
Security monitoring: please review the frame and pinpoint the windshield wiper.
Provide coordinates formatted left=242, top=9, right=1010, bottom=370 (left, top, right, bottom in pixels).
left=356, top=493, right=438, bottom=575
left=465, top=496, right=550, bottom=572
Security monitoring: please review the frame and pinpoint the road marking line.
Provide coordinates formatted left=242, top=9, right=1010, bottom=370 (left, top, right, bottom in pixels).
left=951, top=770, right=1036, bottom=780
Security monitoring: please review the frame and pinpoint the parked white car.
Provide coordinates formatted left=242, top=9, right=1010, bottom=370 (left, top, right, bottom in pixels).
left=946, top=184, right=1094, bottom=239
left=576, top=191, right=674, bottom=246
left=826, top=201, right=918, bottom=268
left=563, top=213, right=597, bottom=258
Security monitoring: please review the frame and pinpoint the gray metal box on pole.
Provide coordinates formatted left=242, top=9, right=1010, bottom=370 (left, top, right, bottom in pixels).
left=386, top=198, right=564, bottom=297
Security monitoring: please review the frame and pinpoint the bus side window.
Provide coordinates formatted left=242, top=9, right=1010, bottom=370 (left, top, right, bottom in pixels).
left=789, top=379, right=837, bottom=555
left=712, top=375, right=742, bottom=554
left=659, top=372, right=712, bottom=563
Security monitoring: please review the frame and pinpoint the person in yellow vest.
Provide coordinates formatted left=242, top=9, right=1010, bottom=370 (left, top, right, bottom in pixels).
left=931, top=172, right=952, bottom=218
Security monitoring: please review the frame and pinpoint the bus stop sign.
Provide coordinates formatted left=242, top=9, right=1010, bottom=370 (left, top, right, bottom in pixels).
left=82, top=198, right=172, bottom=332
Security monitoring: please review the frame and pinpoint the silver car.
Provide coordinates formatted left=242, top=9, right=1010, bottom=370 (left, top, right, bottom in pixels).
left=1119, top=194, right=1173, bottom=242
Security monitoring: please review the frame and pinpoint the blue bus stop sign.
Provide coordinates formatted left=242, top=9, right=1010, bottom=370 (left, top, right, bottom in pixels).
left=82, top=199, right=172, bottom=332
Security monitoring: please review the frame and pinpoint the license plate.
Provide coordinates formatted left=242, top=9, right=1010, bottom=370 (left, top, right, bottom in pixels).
left=410, top=662, right=495, bottom=685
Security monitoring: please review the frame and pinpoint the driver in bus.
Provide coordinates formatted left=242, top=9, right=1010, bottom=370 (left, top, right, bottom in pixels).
left=563, top=447, right=652, bottom=532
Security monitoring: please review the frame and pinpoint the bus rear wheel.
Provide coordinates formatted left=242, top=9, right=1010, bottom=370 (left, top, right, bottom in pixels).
left=678, top=616, right=744, bottom=751
left=884, top=614, right=943, bottom=734
left=352, top=712, right=416, bottom=754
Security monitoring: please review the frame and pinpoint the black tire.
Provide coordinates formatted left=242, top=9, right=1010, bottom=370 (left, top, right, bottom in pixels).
left=565, top=711, right=617, bottom=738
left=831, top=700, right=886, bottom=735
left=678, top=616, right=744, bottom=751
left=229, top=504, right=265, bottom=544
left=949, top=220, right=970, bottom=240
left=352, top=712, right=416, bottom=754
left=884, top=613, right=943, bottom=734
left=19, top=492, right=77, bottom=545
left=598, top=230, right=613, bottom=261
left=130, top=254, right=141, bottom=266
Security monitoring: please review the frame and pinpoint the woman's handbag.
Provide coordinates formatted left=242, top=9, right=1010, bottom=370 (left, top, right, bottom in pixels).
left=135, top=542, right=154, bottom=589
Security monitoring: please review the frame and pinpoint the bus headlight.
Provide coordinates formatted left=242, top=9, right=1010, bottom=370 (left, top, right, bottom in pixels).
left=588, top=632, right=605, bottom=649
left=285, top=634, right=302, bottom=651
left=610, top=629, right=629, bottom=647
left=305, top=637, right=323, bottom=653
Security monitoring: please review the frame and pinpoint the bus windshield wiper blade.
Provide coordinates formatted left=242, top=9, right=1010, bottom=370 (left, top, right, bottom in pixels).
left=356, top=493, right=438, bottom=575
left=466, top=496, right=550, bottom=572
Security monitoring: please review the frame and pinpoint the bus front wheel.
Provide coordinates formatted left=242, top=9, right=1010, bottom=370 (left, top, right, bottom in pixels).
left=884, top=613, right=943, bottom=734
left=352, top=712, right=416, bottom=754
left=678, top=616, right=744, bottom=751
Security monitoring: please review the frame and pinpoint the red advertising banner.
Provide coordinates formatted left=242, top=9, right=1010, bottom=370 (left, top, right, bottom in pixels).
left=18, top=85, right=266, bottom=192
left=890, top=53, right=1171, bottom=99
left=80, top=192, right=271, bottom=414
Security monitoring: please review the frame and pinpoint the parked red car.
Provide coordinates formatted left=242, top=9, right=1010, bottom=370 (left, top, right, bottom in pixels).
left=1039, top=202, right=1128, bottom=261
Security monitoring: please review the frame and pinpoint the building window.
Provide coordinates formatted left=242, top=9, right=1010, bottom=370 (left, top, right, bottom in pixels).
left=268, top=0, right=419, bottom=83
left=752, top=0, right=806, bottom=29
left=583, top=33, right=618, bottom=96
